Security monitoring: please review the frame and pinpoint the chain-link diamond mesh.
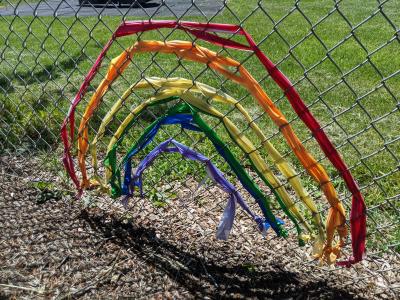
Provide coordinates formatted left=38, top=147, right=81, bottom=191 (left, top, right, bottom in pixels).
left=0, top=0, right=399, bottom=298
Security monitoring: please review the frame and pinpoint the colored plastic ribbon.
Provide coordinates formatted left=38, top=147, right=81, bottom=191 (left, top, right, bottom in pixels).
left=130, top=138, right=279, bottom=240
left=104, top=102, right=287, bottom=238
left=92, top=79, right=323, bottom=247
left=92, top=77, right=322, bottom=244
left=76, top=40, right=343, bottom=246
left=62, top=20, right=365, bottom=265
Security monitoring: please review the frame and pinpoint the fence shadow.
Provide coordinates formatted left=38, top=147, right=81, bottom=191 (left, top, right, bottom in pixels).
left=81, top=210, right=362, bottom=299
left=1, top=52, right=87, bottom=88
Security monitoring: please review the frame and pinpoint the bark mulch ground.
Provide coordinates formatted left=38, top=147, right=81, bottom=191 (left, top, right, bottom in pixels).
left=0, top=156, right=398, bottom=299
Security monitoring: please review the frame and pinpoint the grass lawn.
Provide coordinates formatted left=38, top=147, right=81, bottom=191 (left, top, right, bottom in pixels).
left=0, top=0, right=399, bottom=251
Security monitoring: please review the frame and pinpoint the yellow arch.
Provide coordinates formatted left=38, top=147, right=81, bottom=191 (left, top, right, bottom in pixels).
left=91, top=77, right=326, bottom=244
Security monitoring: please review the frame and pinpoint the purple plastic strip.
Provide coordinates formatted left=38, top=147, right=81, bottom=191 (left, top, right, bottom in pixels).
left=130, top=138, right=267, bottom=240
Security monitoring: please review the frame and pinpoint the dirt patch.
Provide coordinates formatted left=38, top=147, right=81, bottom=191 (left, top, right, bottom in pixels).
left=0, top=156, right=398, bottom=299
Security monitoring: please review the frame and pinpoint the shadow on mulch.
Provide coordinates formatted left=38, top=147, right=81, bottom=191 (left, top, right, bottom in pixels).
left=81, top=211, right=362, bottom=299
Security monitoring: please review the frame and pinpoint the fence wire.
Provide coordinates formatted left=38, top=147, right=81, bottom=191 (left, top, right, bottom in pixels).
left=0, top=0, right=399, bottom=299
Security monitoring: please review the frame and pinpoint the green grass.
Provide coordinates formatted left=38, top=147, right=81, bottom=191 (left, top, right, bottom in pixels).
left=0, top=0, right=399, bottom=252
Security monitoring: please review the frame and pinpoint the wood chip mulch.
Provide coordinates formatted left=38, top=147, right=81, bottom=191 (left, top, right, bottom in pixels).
left=0, top=156, right=399, bottom=299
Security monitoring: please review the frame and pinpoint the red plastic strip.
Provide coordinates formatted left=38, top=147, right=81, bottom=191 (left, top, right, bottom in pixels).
left=242, top=33, right=366, bottom=265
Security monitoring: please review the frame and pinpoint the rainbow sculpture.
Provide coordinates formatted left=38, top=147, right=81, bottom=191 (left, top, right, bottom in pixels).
left=61, top=20, right=366, bottom=267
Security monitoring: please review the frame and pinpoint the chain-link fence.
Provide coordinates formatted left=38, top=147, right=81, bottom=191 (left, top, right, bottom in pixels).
left=0, top=0, right=399, bottom=298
